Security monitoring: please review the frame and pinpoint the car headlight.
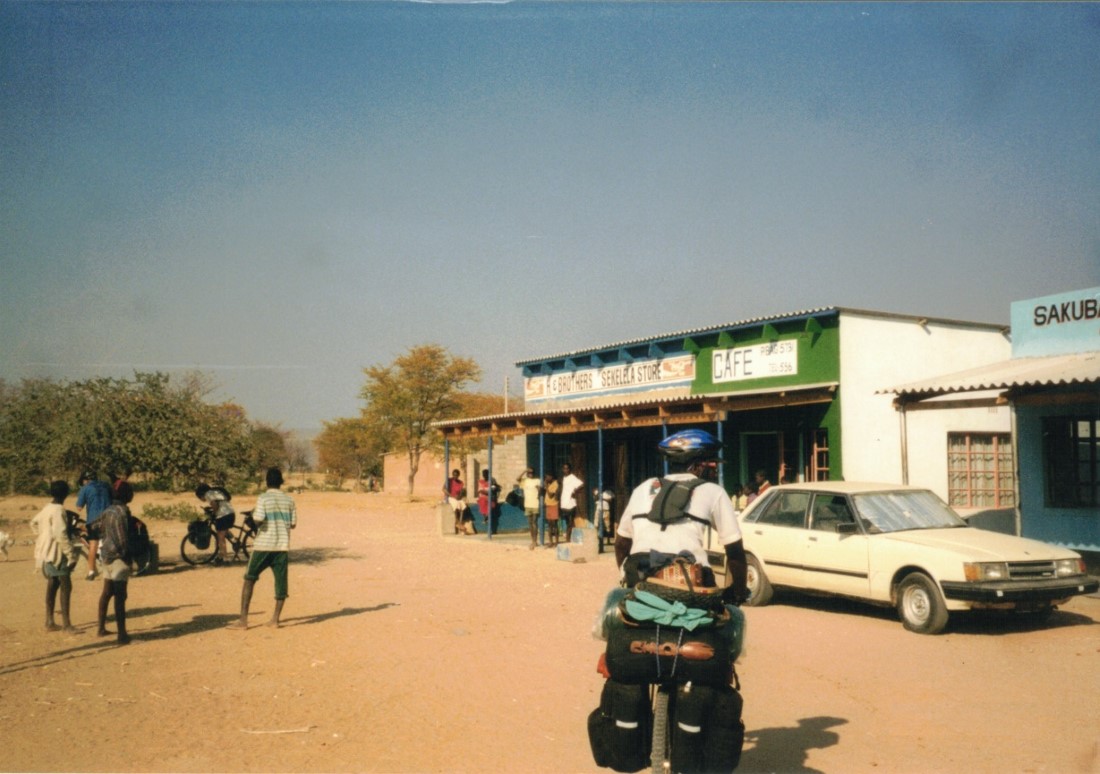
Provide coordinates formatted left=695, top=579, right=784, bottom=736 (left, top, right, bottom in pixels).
left=1054, top=558, right=1085, bottom=578
left=964, top=562, right=1009, bottom=582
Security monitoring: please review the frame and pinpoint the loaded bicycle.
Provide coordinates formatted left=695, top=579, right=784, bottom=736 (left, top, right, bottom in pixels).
left=180, top=508, right=256, bottom=565
left=590, top=558, right=745, bottom=774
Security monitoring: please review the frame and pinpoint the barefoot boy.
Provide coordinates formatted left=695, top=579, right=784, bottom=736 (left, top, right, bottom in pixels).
left=31, top=480, right=80, bottom=633
left=229, top=467, right=297, bottom=630
left=96, top=482, right=134, bottom=645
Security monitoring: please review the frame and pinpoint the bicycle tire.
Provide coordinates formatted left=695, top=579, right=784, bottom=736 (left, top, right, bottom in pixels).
left=132, top=544, right=157, bottom=575
left=180, top=532, right=218, bottom=565
left=650, top=686, right=670, bottom=774
left=231, top=528, right=253, bottom=561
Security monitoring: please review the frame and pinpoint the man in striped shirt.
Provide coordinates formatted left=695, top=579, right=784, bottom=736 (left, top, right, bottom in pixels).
left=228, top=467, right=297, bottom=630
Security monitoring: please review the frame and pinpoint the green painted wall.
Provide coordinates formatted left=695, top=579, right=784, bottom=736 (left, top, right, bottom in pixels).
left=689, top=315, right=844, bottom=480
left=690, top=315, right=841, bottom=394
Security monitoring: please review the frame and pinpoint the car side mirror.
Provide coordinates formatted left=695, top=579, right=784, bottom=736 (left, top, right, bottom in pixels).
left=836, top=522, right=859, bottom=535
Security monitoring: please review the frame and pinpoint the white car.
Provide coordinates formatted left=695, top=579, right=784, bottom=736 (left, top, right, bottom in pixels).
left=725, top=482, right=1098, bottom=634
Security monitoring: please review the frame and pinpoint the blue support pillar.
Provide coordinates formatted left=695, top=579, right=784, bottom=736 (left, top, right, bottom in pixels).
left=538, top=431, right=546, bottom=546
left=597, top=424, right=605, bottom=552
left=716, top=418, right=725, bottom=488
left=443, top=438, right=451, bottom=503
left=487, top=436, right=494, bottom=539
left=662, top=421, right=670, bottom=477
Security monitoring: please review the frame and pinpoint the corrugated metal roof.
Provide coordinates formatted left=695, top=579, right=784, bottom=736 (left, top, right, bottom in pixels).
left=883, top=352, right=1100, bottom=397
left=514, top=308, right=840, bottom=366
left=515, top=306, right=1007, bottom=367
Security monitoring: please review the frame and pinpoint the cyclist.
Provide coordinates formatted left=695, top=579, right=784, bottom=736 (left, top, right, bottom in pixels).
left=613, top=428, right=748, bottom=604
left=195, top=483, right=235, bottom=565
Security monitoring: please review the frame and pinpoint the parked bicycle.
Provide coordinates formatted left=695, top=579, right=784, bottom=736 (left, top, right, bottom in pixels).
left=180, top=508, right=256, bottom=566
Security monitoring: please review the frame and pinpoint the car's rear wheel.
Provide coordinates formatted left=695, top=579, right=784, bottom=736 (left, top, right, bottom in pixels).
left=896, top=572, right=949, bottom=634
left=745, top=554, right=774, bottom=607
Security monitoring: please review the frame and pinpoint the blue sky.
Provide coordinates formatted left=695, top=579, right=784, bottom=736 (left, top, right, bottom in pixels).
left=2, top=1, right=1098, bottom=430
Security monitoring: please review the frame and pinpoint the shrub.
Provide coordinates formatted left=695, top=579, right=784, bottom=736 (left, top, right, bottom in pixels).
left=141, top=502, right=201, bottom=522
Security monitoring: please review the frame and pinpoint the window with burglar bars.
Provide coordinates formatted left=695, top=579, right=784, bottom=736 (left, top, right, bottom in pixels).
left=947, top=433, right=1016, bottom=509
left=1042, top=416, right=1100, bottom=508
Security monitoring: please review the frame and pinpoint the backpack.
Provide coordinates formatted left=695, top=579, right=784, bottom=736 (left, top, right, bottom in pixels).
left=505, top=487, right=524, bottom=508
left=644, top=477, right=709, bottom=531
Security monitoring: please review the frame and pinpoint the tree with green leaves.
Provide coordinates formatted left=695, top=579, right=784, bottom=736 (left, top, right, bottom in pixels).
left=314, top=416, right=389, bottom=490
left=249, top=424, right=289, bottom=475
left=0, top=372, right=261, bottom=493
left=360, top=344, right=480, bottom=497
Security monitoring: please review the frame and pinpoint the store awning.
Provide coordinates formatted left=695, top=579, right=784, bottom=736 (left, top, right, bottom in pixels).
left=436, top=382, right=839, bottom=439
left=882, top=352, right=1100, bottom=406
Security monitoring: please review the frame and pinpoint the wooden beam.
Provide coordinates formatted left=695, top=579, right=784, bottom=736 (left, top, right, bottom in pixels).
left=896, top=396, right=1005, bottom=411
left=1008, top=389, right=1100, bottom=407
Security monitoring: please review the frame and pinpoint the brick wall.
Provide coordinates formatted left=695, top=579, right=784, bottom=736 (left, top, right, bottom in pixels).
left=382, top=436, right=529, bottom=497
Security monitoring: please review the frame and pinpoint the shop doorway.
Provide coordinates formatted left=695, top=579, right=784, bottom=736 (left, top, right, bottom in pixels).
left=742, top=432, right=780, bottom=488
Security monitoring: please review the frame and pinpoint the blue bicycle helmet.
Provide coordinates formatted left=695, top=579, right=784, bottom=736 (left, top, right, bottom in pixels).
left=658, top=429, right=722, bottom=464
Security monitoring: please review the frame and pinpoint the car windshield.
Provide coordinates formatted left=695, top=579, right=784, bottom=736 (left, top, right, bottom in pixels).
left=850, top=490, right=967, bottom=534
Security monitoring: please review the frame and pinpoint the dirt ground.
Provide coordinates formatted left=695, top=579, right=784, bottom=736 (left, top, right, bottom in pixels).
left=1, top=490, right=1098, bottom=774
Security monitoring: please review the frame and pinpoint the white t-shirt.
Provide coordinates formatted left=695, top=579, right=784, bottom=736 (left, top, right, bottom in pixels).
left=561, top=473, right=583, bottom=509
left=593, top=491, right=614, bottom=519
left=616, top=473, right=742, bottom=564
left=519, top=476, right=542, bottom=511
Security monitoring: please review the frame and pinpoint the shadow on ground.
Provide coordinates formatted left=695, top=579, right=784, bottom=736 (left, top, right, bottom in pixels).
left=739, top=715, right=848, bottom=774
left=155, top=546, right=361, bottom=574
left=136, top=613, right=242, bottom=641
left=0, top=613, right=196, bottom=676
left=279, top=603, right=398, bottom=628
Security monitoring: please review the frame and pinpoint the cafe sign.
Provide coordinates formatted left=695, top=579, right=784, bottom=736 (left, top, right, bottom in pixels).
left=711, top=340, right=798, bottom=384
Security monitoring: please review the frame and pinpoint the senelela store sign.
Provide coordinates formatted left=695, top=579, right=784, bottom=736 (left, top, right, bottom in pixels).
left=1011, top=286, right=1100, bottom=357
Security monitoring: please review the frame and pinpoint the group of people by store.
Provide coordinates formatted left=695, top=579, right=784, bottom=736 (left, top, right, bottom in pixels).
left=29, top=466, right=298, bottom=645
left=443, top=462, right=586, bottom=549
left=443, top=457, right=780, bottom=551
left=730, top=469, right=773, bottom=513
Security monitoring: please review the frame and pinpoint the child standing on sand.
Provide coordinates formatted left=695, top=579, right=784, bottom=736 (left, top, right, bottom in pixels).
left=31, top=480, right=81, bottom=633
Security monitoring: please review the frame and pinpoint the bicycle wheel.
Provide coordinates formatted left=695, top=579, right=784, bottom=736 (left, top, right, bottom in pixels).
left=180, top=533, right=218, bottom=565
left=132, top=543, right=158, bottom=575
left=231, top=527, right=252, bottom=561
left=650, top=686, right=670, bottom=774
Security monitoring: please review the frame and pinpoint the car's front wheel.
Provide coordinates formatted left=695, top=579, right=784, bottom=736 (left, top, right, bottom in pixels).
left=744, top=554, right=774, bottom=607
left=896, top=572, right=949, bottom=634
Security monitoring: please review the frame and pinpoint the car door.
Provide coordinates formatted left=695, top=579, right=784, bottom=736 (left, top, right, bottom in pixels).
left=742, top=490, right=811, bottom=589
left=799, top=493, right=871, bottom=599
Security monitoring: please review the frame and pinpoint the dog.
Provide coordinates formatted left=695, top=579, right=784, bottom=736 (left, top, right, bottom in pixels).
left=0, top=530, right=12, bottom=560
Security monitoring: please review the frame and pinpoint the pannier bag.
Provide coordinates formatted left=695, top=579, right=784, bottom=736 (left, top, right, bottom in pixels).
left=187, top=519, right=212, bottom=550
left=605, top=610, right=733, bottom=687
left=669, top=682, right=745, bottom=774
left=588, top=678, right=651, bottom=773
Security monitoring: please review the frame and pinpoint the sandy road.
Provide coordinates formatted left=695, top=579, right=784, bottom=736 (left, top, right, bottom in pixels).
left=1, top=490, right=1097, bottom=773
